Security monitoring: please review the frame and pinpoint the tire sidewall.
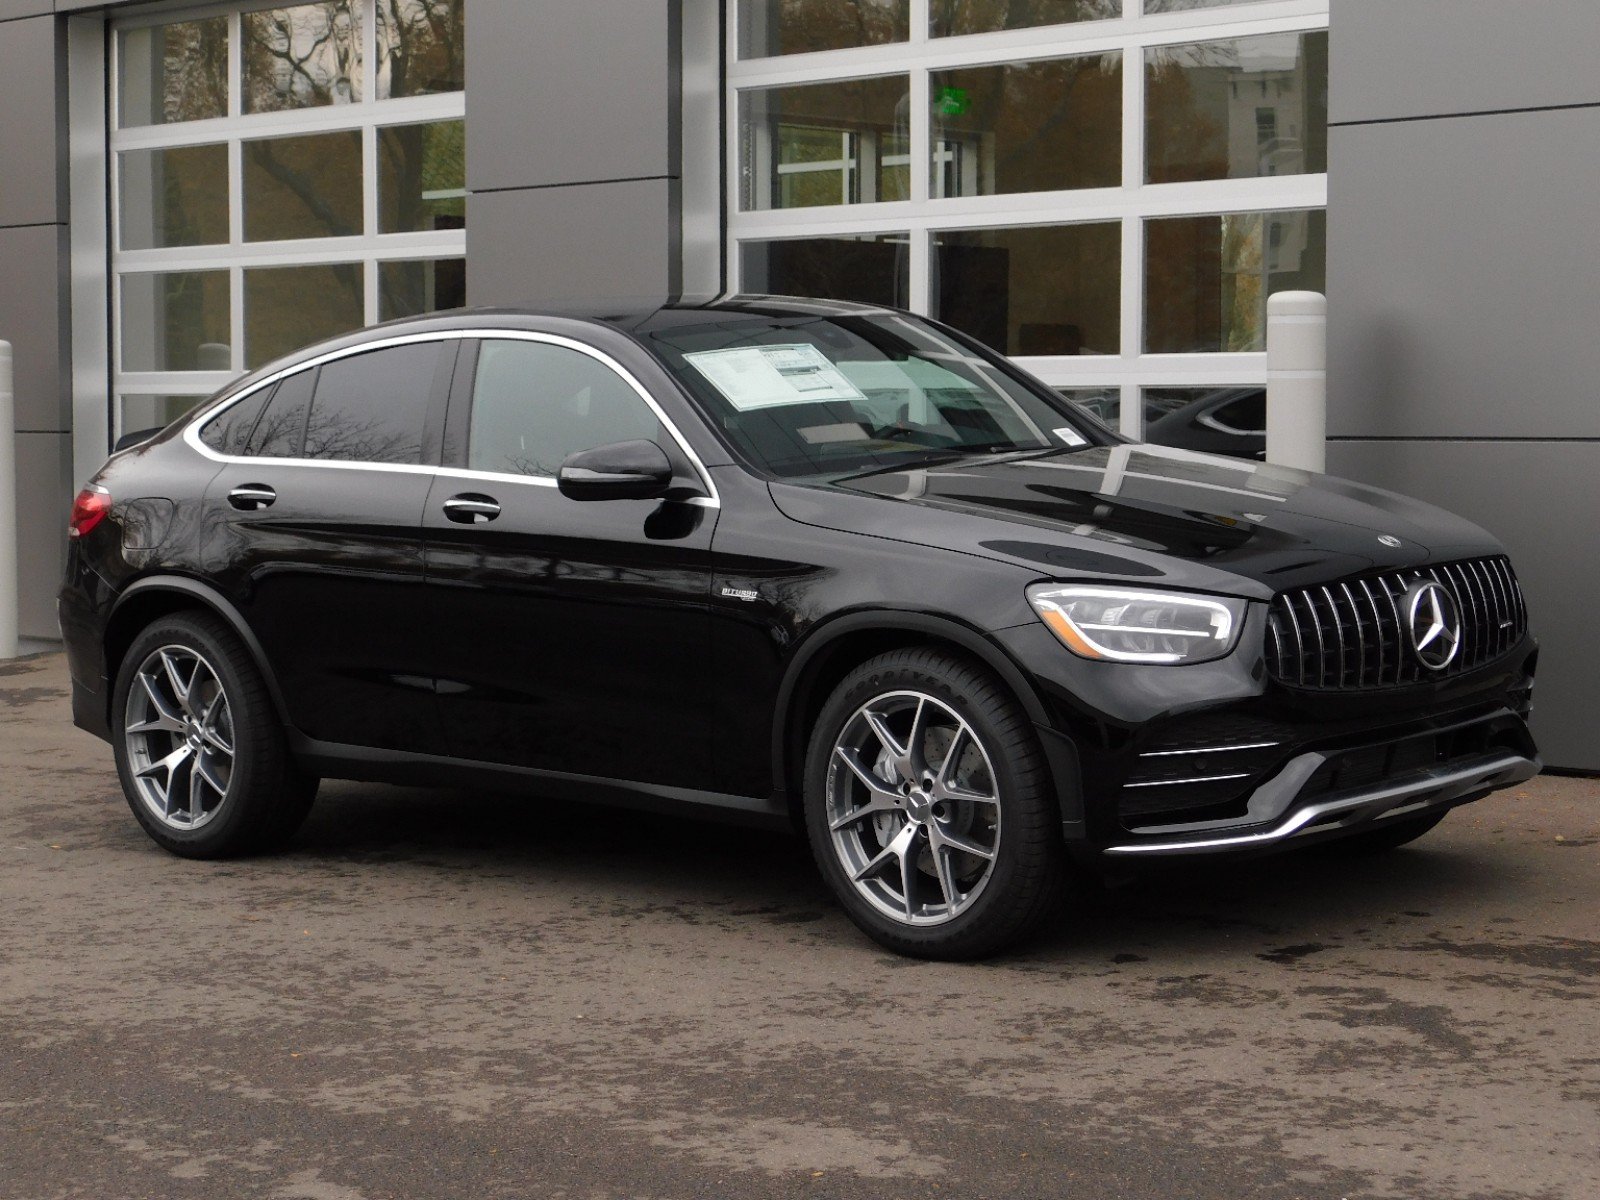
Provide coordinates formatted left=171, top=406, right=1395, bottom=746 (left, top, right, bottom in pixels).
left=803, top=652, right=1056, bottom=956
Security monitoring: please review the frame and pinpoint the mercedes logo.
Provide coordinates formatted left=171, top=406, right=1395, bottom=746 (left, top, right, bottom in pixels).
left=1378, top=535, right=1402, bottom=548
left=1404, top=580, right=1463, bottom=671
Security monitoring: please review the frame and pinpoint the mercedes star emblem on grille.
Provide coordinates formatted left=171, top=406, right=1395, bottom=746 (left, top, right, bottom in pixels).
left=1404, top=580, right=1463, bottom=671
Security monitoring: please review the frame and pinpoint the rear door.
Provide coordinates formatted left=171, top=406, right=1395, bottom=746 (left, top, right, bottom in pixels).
left=420, top=333, right=719, bottom=788
left=196, top=336, right=457, bottom=753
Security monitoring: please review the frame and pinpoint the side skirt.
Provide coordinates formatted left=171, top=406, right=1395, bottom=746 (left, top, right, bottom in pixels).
left=286, top=732, right=792, bottom=832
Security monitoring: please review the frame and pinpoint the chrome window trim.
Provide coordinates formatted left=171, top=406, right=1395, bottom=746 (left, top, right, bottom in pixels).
left=182, top=328, right=722, bottom=507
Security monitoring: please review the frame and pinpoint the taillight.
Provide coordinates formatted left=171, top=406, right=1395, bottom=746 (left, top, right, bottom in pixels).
left=68, top=486, right=111, bottom=539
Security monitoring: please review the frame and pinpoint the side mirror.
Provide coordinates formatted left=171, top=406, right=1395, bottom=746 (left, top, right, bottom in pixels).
left=557, top=439, right=675, bottom=502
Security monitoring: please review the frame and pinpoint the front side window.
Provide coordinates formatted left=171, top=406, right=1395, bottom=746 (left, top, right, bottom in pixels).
left=647, top=310, right=1099, bottom=478
left=467, top=342, right=666, bottom=479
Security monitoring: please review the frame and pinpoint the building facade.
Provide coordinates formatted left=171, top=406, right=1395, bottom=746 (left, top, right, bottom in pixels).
left=0, top=0, right=1593, bottom=767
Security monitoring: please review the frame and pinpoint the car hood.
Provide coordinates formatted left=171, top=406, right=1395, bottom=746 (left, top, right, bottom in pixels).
left=769, top=444, right=1504, bottom=599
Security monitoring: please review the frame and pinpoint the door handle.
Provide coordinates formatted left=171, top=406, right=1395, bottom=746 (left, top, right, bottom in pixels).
left=443, top=494, right=501, bottom=524
left=228, top=484, right=277, bottom=511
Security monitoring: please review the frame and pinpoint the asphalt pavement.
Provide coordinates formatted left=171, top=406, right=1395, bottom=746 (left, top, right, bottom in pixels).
left=1, top=650, right=1596, bottom=1199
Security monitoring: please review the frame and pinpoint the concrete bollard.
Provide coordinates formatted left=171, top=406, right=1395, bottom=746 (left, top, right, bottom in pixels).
left=1265, top=291, right=1327, bottom=473
left=0, top=341, right=17, bottom=658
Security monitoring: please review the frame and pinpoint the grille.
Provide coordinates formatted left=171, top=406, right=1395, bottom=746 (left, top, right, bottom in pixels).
left=1266, top=556, right=1527, bottom=689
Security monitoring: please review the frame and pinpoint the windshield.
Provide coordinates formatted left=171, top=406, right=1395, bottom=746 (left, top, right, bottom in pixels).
left=643, top=308, right=1108, bottom=478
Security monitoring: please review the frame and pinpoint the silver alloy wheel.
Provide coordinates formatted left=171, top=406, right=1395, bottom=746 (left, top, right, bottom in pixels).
left=123, top=645, right=235, bottom=832
left=825, top=690, right=1001, bottom=926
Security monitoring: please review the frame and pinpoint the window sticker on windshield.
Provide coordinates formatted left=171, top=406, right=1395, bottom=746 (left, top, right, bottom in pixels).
left=684, top=344, right=868, bottom=412
left=1053, top=426, right=1088, bottom=447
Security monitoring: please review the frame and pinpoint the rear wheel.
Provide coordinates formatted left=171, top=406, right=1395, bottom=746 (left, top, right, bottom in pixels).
left=803, top=648, right=1067, bottom=960
left=112, top=611, right=317, bottom=858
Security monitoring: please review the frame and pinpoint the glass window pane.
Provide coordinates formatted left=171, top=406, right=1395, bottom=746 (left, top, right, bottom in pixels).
left=121, top=395, right=206, bottom=435
left=468, top=341, right=666, bottom=479
left=932, top=0, right=1121, bottom=38
left=201, top=388, right=275, bottom=456
left=738, top=0, right=909, bottom=58
left=377, top=0, right=465, bottom=98
left=1145, top=0, right=1272, bottom=12
left=1146, top=33, right=1328, bottom=184
left=119, top=145, right=229, bottom=251
left=247, top=369, right=316, bottom=458
left=304, top=343, right=439, bottom=464
left=740, top=77, right=910, bottom=210
left=243, top=131, right=364, bottom=242
left=934, top=224, right=1120, bottom=356
left=740, top=234, right=910, bottom=308
left=379, top=258, right=466, bottom=320
left=1143, top=386, right=1266, bottom=459
left=244, top=263, right=365, bottom=368
left=121, top=272, right=230, bottom=372
left=931, top=54, right=1121, bottom=198
left=379, top=121, right=466, bottom=233
left=118, top=18, right=228, bottom=126
left=243, top=3, right=363, bottom=113
left=1145, top=209, right=1326, bottom=353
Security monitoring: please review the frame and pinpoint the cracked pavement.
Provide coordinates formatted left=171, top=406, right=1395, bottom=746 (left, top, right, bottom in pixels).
left=1, top=651, right=1597, bottom=1198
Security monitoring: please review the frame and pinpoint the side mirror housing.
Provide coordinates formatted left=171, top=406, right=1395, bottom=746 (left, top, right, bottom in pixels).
left=557, top=439, right=675, bottom=502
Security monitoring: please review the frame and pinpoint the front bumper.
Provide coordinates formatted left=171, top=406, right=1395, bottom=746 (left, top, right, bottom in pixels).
left=1102, top=745, right=1539, bottom=856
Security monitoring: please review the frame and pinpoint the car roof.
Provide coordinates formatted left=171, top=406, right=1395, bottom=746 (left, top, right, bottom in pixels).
left=232, top=294, right=903, bottom=386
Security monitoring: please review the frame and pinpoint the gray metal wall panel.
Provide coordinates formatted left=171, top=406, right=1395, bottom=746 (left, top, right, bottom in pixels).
left=0, top=2, right=51, bottom=20
left=1326, top=439, right=1597, bottom=770
left=466, top=0, right=676, bottom=193
left=468, top=180, right=678, bottom=306
left=14, top=430, right=69, bottom=639
left=1326, top=106, right=1600, bottom=440
left=0, top=224, right=70, bottom=432
left=0, top=14, right=64, bottom=227
left=1330, top=0, right=1600, bottom=125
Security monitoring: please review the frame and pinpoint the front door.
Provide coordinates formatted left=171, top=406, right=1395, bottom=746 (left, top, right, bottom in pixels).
left=421, top=335, right=718, bottom=789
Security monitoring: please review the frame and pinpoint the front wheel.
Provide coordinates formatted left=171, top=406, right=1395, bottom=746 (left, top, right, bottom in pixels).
left=803, top=648, right=1068, bottom=960
left=112, top=611, right=317, bottom=858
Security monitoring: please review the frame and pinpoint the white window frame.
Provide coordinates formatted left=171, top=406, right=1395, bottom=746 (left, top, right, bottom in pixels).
left=725, top=0, right=1329, bottom=439
left=108, top=0, right=466, bottom=438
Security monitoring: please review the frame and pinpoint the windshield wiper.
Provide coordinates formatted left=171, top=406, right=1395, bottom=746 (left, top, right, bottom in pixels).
left=831, top=443, right=1032, bottom=483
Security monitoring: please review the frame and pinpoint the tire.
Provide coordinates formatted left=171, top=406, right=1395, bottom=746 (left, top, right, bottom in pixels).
left=111, top=610, right=318, bottom=858
left=802, top=647, right=1068, bottom=960
left=1319, top=811, right=1447, bottom=856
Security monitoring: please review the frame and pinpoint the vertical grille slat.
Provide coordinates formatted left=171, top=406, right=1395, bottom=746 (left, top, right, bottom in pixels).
left=1266, top=556, right=1527, bottom=690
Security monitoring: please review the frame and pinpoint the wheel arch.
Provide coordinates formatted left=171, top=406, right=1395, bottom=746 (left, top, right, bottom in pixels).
left=773, top=612, right=1060, bottom=824
left=105, top=577, right=292, bottom=730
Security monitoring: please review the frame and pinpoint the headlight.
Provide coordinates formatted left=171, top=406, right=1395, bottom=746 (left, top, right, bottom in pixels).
left=1026, top=585, right=1246, bottom=665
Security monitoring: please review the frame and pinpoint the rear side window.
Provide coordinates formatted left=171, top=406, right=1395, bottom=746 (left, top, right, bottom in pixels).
left=199, top=386, right=273, bottom=455
left=467, top=340, right=664, bottom=478
left=245, top=368, right=315, bottom=458
left=303, top=342, right=441, bottom=464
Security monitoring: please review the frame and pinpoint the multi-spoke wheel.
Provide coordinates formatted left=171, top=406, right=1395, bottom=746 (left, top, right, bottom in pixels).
left=112, top=611, right=317, bottom=858
left=805, top=648, right=1067, bottom=959
left=124, top=646, right=236, bottom=832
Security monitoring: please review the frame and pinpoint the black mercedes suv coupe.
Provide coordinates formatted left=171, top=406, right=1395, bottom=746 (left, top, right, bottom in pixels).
left=60, top=297, right=1540, bottom=959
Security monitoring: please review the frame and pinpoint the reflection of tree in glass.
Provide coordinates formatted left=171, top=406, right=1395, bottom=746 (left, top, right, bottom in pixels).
left=757, top=0, right=909, bottom=55
left=149, top=19, right=229, bottom=123
left=930, top=0, right=1118, bottom=38
left=377, top=0, right=465, bottom=98
left=243, top=3, right=362, bottom=112
left=302, top=405, right=421, bottom=464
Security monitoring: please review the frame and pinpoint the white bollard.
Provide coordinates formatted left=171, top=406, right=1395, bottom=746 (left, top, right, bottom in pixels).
left=0, top=341, right=18, bottom=658
left=1265, top=291, right=1327, bottom=473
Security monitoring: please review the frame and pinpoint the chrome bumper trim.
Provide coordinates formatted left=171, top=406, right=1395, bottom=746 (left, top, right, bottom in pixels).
left=1102, top=751, right=1539, bottom=857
